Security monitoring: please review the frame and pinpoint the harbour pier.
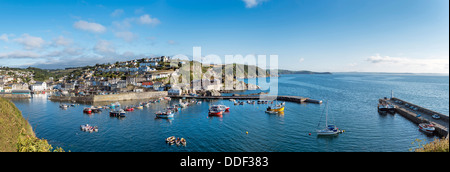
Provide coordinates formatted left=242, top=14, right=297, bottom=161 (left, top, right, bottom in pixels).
left=379, top=97, right=449, bottom=138
left=169, top=95, right=321, bottom=104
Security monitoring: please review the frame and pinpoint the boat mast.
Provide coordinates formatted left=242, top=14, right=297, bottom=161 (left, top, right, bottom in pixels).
left=325, top=100, right=328, bottom=127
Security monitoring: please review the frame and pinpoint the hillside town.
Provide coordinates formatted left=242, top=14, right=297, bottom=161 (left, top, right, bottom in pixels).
left=1, top=56, right=259, bottom=99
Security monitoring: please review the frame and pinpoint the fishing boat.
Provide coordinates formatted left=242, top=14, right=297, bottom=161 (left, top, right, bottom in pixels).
left=91, top=106, right=102, bottom=113
left=110, top=102, right=121, bottom=108
left=387, top=104, right=396, bottom=113
left=124, top=107, right=134, bottom=111
left=80, top=124, right=98, bottom=133
left=166, top=136, right=175, bottom=143
left=432, top=114, right=441, bottom=119
left=316, top=101, right=340, bottom=136
left=208, top=106, right=223, bottom=117
left=60, top=104, right=69, bottom=109
left=156, top=110, right=174, bottom=118
left=83, top=107, right=92, bottom=114
left=419, top=123, right=435, bottom=133
left=180, top=138, right=187, bottom=146
left=218, top=105, right=230, bottom=112
left=265, top=102, right=285, bottom=113
left=167, top=106, right=180, bottom=112
left=110, top=109, right=126, bottom=117
left=378, top=103, right=389, bottom=113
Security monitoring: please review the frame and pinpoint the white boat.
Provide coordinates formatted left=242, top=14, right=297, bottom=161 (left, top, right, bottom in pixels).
left=80, top=124, right=98, bottom=133
left=419, top=123, right=435, bottom=133
left=432, top=114, right=441, bottom=119
left=217, top=105, right=230, bottom=112
left=317, top=101, right=340, bottom=136
left=156, top=110, right=174, bottom=118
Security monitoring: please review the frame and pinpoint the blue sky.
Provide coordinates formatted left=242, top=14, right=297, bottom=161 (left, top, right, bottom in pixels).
left=0, top=0, right=448, bottom=73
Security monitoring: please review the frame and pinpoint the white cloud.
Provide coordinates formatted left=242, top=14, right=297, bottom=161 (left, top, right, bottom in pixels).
left=138, top=14, right=160, bottom=26
left=13, top=34, right=45, bottom=50
left=52, top=36, right=73, bottom=46
left=299, top=58, right=305, bottom=63
left=94, top=40, right=116, bottom=55
left=365, top=54, right=449, bottom=73
left=114, top=31, right=137, bottom=42
left=111, top=9, right=124, bottom=17
left=167, top=40, right=178, bottom=45
left=0, top=50, right=41, bottom=59
left=0, top=33, right=14, bottom=42
left=242, top=0, right=267, bottom=8
left=73, top=20, right=106, bottom=33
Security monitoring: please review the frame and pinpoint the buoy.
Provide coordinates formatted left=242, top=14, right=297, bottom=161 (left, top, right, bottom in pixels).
left=246, top=131, right=248, bottom=135
left=309, top=133, right=311, bottom=136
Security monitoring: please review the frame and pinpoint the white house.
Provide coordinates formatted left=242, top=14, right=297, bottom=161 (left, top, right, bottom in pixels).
left=31, top=81, right=47, bottom=91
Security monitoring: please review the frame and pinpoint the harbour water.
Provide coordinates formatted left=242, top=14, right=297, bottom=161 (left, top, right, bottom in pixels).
left=13, top=73, right=449, bottom=152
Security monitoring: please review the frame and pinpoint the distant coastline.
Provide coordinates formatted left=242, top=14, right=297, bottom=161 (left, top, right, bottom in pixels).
left=271, top=69, right=332, bottom=75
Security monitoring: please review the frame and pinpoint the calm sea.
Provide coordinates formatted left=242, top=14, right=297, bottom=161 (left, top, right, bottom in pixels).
left=13, top=73, right=449, bottom=152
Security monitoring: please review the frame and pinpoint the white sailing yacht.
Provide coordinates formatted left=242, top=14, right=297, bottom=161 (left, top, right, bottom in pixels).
left=316, top=101, right=339, bottom=136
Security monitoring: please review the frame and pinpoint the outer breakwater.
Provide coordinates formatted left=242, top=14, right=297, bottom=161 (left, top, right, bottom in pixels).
left=380, top=97, right=449, bottom=138
left=169, top=95, right=321, bottom=104
left=49, top=91, right=168, bottom=103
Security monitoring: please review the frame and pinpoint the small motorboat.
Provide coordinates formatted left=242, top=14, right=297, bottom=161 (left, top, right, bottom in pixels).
left=386, top=104, right=395, bottom=113
left=432, top=114, right=441, bottom=119
left=166, top=136, right=175, bottom=143
left=378, top=104, right=389, bottom=112
left=265, top=104, right=285, bottom=113
left=180, top=138, right=187, bottom=146
left=208, top=106, right=223, bottom=117
left=218, top=105, right=230, bottom=112
left=175, top=138, right=181, bottom=146
left=156, top=110, right=174, bottom=118
left=60, top=104, right=69, bottom=109
left=91, top=107, right=102, bottom=113
left=124, top=107, right=134, bottom=111
left=83, top=107, right=92, bottom=114
left=419, top=123, right=435, bottom=133
left=166, top=136, right=176, bottom=145
left=110, top=109, right=126, bottom=117
left=135, top=105, right=144, bottom=109
left=80, top=124, right=98, bottom=133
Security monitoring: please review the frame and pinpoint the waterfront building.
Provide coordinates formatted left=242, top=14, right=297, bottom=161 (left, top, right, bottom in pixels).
left=31, top=81, right=47, bottom=91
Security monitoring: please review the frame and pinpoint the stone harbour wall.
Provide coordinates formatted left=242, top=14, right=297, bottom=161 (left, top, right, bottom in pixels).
left=49, top=91, right=168, bottom=103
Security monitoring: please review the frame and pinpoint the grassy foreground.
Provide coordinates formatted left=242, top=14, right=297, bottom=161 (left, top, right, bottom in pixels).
left=0, top=97, right=64, bottom=152
left=414, top=137, right=449, bottom=152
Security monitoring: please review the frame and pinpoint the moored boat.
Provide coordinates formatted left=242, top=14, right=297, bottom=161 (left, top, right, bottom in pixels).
left=208, top=106, right=223, bottom=117
left=83, top=107, right=92, bottom=114
left=124, top=107, right=134, bottom=111
left=419, top=123, right=435, bottom=133
left=156, top=110, right=174, bottom=118
left=166, top=136, right=175, bottom=143
left=265, top=104, right=285, bottom=113
left=432, top=114, right=441, bottom=119
left=387, top=104, right=395, bottom=113
left=316, top=101, right=341, bottom=136
left=110, top=109, right=126, bottom=117
left=80, top=124, right=98, bottom=133
left=378, top=103, right=389, bottom=113
left=180, top=138, right=187, bottom=146
left=91, top=106, right=102, bottom=113
left=218, top=105, right=230, bottom=112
